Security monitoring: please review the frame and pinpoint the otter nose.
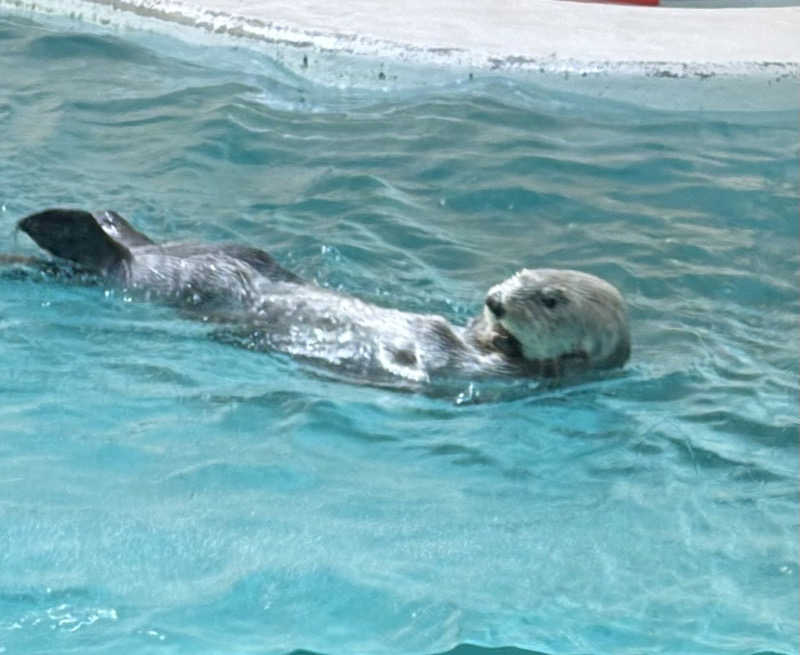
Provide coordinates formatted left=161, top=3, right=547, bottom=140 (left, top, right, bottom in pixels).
left=485, top=292, right=505, bottom=318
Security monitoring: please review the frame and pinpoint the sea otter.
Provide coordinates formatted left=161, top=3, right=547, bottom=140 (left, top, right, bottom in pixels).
left=12, top=208, right=630, bottom=387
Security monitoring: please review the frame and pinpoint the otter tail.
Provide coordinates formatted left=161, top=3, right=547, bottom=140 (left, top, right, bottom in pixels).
left=17, top=209, right=146, bottom=274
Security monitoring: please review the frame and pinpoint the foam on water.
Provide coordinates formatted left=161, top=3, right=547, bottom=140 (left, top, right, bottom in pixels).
left=0, top=13, right=798, bottom=655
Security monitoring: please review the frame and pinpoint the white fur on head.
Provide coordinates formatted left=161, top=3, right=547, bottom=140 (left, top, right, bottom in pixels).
left=483, top=268, right=630, bottom=370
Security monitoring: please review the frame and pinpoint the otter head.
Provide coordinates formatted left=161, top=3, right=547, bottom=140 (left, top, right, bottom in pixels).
left=474, top=269, right=630, bottom=376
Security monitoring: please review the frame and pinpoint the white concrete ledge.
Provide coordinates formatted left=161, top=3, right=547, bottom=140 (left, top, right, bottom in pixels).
left=197, top=0, right=799, bottom=64
left=2, top=0, right=799, bottom=109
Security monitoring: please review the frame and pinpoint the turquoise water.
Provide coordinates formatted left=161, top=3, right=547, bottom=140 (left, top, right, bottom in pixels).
left=0, top=13, right=798, bottom=655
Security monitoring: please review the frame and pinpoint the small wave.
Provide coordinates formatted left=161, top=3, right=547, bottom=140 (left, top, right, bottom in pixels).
left=290, top=646, right=547, bottom=655
left=25, top=32, right=155, bottom=62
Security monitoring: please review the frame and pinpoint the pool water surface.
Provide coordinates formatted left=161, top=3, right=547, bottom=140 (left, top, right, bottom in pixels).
left=0, top=13, right=797, bottom=655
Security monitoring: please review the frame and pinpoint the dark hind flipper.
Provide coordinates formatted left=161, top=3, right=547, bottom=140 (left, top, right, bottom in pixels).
left=17, top=209, right=132, bottom=274
left=94, top=210, right=155, bottom=247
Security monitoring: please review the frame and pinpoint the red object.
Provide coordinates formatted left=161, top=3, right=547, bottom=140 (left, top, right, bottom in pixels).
left=568, top=0, right=660, bottom=5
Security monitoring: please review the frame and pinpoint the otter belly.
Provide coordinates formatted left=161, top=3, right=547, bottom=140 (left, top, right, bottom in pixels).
left=107, top=246, right=470, bottom=385
left=216, top=288, right=465, bottom=385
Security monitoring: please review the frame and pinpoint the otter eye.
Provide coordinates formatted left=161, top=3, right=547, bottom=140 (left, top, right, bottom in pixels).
left=539, top=288, right=566, bottom=310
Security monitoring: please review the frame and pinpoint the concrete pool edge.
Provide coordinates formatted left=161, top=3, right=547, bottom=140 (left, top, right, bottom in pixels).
left=2, top=0, right=799, bottom=110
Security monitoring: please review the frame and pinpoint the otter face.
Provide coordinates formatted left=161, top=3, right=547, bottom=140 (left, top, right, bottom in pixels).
left=481, top=269, right=630, bottom=372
